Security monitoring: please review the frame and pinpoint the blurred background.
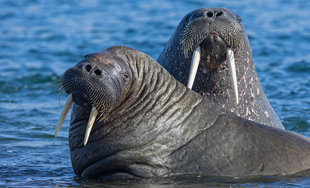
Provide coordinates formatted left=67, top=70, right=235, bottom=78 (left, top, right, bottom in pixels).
left=1, top=0, right=310, bottom=186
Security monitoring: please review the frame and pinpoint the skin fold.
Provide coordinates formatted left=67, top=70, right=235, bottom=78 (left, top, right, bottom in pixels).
left=59, top=46, right=310, bottom=179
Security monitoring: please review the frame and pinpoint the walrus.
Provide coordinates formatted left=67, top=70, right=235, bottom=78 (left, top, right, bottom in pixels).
left=157, top=8, right=284, bottom=129
left=55, top=46, right=310, bottom=179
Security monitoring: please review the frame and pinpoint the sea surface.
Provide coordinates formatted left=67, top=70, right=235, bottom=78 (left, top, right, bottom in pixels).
left=1, top=0, right=310, bottom=187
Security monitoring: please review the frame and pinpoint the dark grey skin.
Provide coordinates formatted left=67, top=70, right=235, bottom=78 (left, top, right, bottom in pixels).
left=157, top=8, right=284, bottom=129
left=61, top=46, right=310, bottom=179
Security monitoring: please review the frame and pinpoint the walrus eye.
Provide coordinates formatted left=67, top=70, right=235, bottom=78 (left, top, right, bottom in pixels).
left=237, top=16, right=241, bottom=23
left=123, top=74, right=129, bottom=81
left=183, top=14, right=191, bottom=26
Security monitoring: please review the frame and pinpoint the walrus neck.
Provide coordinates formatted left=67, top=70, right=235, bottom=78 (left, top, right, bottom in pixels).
left=95, top=61, right=225, bottom=177
left=106, top=59, right=205, bottom=125
left=98, top=57, right=223, bottom=147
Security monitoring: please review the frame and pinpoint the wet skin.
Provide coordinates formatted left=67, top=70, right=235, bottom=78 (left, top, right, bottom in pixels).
left=59, top=46, right=310, bottom=179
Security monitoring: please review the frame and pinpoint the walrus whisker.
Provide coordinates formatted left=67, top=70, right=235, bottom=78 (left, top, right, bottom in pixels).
left=227, top=49, right=239, bottom=104
left=55, top=93, right=73, bottom=136
left=187, top=46, right=201, bottom=89
left=56, top=83, right=65, bottom=93
left=84, top=106, right=98, bottom=146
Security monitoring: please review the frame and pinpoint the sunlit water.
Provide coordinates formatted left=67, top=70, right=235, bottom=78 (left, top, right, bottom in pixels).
left=1, top=0, right=310, bottom=187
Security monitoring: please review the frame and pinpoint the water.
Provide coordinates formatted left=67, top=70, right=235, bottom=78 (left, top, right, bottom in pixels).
left=1, top=0, right=310, bottom=187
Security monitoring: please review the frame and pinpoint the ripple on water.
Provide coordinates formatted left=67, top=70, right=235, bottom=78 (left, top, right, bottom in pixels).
left=286, top=59, right=310, bottom=74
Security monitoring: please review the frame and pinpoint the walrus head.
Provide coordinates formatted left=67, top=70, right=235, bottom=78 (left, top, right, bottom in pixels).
left=157, top=8, right=284, bottom=129
left=64, top=52, right=131, bottom=117
left=55, top=51, right=132, bottom=145
left=158, top=8, right=250, bottom=105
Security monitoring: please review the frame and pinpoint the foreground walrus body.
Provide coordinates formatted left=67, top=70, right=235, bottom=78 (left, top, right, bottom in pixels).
left=157, top=8, right=284, bottom=129
left=56, top=46, right=310, bottom=179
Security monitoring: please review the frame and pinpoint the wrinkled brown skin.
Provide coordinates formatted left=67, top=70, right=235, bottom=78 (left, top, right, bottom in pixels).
left=62, top=46, right=310, bottom=180
left=157, top=8, right=284, bottom=129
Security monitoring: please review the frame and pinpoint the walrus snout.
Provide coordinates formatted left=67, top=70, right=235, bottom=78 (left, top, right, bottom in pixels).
left=181, top=8, right=243, bottom=58
left=62, top=53, right=127, bottom=111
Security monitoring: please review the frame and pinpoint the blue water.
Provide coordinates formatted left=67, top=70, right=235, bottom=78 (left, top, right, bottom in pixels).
left=1, top=0, right=310, bottom=187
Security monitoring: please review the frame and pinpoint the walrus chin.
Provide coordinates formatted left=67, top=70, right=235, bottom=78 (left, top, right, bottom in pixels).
left=187, top=45, right=238, bottom=104
left=184, top=33, right=239, bottom=104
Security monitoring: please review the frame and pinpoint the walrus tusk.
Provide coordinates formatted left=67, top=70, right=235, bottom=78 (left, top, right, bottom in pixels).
left=55, top=94, right=73, bottom=137
left=227, top=49, right=239, bottom=104
left=187, top=46, right=201, bottom=89
left=84, top=106, right=98, bottom=146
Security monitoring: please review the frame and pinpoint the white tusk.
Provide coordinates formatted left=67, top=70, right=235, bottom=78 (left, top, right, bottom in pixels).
left=187, top=46, right=201, bottom=89
left=55, top=94, right=73, bottom=137
left=227, top=49, right=239, bottom=104
left=84, top=106, right=98, bottom=146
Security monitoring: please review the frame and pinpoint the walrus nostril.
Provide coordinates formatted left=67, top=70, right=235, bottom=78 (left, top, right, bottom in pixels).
left=94, top=69, right=102, bottom=76
left=206, top=11, right=213, bottom=18
left=85, top=64, right=92, bottom=72
left=215, top=11, right=223, bottom=17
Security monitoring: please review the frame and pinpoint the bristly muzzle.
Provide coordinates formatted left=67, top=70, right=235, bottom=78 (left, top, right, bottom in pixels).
left=61, top=67, right=114, bottom=121
left=180, top=17, right=245, bottom=58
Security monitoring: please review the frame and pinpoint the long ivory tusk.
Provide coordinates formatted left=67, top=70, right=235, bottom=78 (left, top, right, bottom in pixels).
left=83, top=106, right=98, bottom=146
left=187, top=46, right=201, bottom=89
left=227, top=49, right=239, bottom=104
left=55, top=94, right=73, bottom=137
